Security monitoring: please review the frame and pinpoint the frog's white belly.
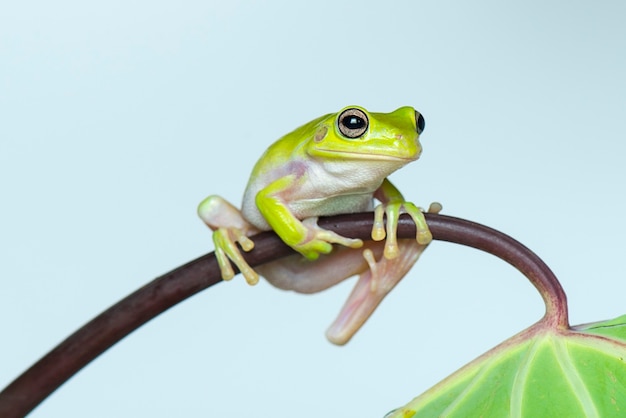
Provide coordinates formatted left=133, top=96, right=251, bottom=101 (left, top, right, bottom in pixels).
left=243, top=190, right=375, bottom=231
left=290, top=193, right=374, bottom=219
left=241, top=158, right=402, bottom=230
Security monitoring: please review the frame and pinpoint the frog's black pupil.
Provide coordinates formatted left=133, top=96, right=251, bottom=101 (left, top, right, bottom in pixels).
left=345, top=116, right=365, bottom=129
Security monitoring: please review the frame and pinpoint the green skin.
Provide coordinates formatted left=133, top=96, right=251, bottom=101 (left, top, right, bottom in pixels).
left=198, top=106, right=437, bottom=345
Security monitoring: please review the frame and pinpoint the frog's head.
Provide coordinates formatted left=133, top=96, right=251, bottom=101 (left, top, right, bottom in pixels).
left=306, top=106, right=425, bottom=163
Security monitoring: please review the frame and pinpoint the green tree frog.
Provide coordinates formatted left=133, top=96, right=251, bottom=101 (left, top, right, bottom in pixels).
left=198, top=106, right=440, bottom=345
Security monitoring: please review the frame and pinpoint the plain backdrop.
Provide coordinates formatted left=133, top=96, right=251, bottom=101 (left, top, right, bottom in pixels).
left=2, top=1, right=626, bottom=416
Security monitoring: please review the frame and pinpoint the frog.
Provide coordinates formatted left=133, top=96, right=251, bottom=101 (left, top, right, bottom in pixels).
left=198, top=105, right=440, bottom=345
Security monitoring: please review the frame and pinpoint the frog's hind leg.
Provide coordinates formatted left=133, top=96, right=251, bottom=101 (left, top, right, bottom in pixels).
left=258, top=243, right=380, bottom=294
left=260, top=239, right=428, bottom=345
left=326, top=239, right=427, bottom=345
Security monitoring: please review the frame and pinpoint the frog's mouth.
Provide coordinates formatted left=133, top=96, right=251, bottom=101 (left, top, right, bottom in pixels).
left=313, top=149, right=420, bottom=162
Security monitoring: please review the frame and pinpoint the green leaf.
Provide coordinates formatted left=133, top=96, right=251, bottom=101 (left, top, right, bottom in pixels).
left=386, top=316, right=626, bottom=418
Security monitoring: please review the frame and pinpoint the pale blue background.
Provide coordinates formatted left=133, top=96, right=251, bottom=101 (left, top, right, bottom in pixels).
left=2, top=1, right=625, bottom=416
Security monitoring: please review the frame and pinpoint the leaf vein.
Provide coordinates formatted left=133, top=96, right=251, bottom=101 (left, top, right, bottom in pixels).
left=510, top=338, right=541, bottom=418
left=554, top=337, right=599, bottom=418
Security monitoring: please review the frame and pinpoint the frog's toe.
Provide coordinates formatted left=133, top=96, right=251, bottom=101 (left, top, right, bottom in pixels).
left=239, top=266, right=260, bottom=285
left=414, top=201, right=441, bottom=244
left=371, top=204, right=387, bottom=241
left=325, top=232, right=363, bottom=249
left=302, top=217, right=363, bottom=250
left=428, top=201, right=443, bottom=214
left=214, top=248, right=236, bottom=281
left=222, top=253, right=260, bottom=285
left=383, top=240, right=400, bottom=259
left=416, top=229, right=433, bottom=245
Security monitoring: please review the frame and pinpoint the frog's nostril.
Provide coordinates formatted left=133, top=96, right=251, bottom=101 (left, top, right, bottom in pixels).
left=416, top=111, right=425, bottom=135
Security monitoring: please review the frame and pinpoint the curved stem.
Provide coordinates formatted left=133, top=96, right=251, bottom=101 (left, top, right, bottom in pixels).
left=0, top=213, right=567, bottom=417
left=414, top=215, right=569, bottom=329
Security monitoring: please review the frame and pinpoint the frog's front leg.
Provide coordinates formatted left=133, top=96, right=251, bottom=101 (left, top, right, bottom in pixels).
left=372, top=178, right=441, bottom=259
left=198, top=195, right=261, bottom=284
left=256, top=175, right=363, bottom=260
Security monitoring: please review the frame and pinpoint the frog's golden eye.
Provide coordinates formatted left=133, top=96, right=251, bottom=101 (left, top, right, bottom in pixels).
left=416, top=111, right=425, bottom=135
left=338, top=108, right=369, bottom=139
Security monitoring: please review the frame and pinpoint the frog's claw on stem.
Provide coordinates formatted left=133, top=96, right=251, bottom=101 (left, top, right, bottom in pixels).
left=372, top=201, right=441, bottom=260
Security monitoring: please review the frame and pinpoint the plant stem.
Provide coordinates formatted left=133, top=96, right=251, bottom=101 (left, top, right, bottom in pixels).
left=0, top=213, right=567, bottom=417
left=411, top=215, right=569, bottom=330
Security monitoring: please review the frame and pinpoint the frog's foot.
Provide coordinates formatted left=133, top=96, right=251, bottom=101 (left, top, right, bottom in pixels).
left=294, top=217, right=363, bottom=260
left=198, top=195, right=262, bottom=285
left=325, top=239, right=427, bottom=345
left=372, top=201, right=442, bottom=260
left=212, top=227, right=260, bottom=285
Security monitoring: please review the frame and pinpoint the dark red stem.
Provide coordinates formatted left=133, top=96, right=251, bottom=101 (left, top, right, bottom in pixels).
left=0, top=213, right=567, bottom=417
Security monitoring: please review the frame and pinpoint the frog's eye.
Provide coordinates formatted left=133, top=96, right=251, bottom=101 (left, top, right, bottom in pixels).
left=416, top=111, right=425, bottom=135
left=338, top=108, right=369, bottom=139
